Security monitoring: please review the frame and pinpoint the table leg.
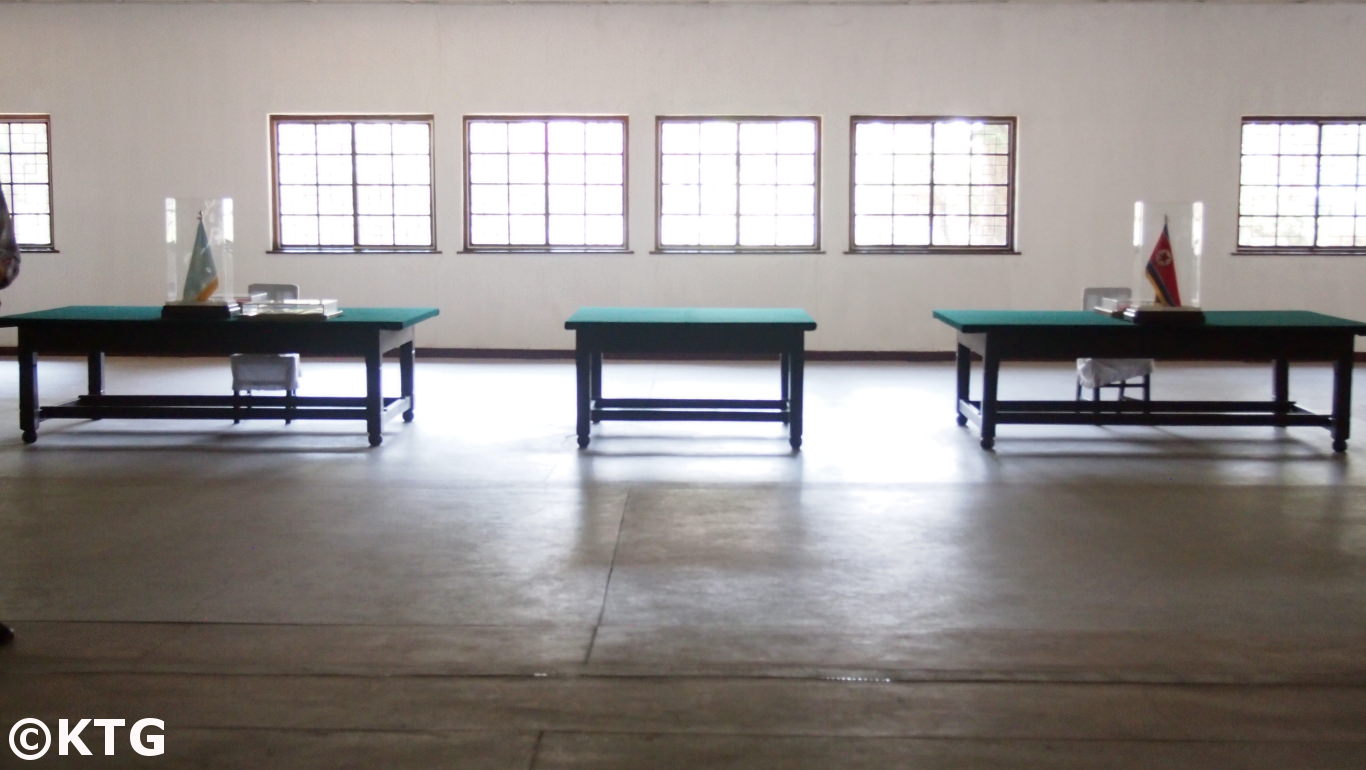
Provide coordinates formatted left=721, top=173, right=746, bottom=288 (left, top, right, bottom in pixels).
left=87, top=352, right=105, bottom=396
left=0, top=622, right=12, bottom=644
left=19, top=347, right=38, bottom=444
left=590, top=352, right=602, bottom=424
left=400, top=341, right=416, bottom=422
left=788, top=349, right=805, bottom=450
left=780, top=353, right=791, bottom=426
left=979, top=345, right=1000, bottom=450
left=1273, top=357, right=1290, bottom=427
left=955, top=343, right=971, bottom=426
left=365, top=347, right=383, bottom=447
left=1331, top=352, right=1352, bottom=452
left=576, top=348, right=592, bottom=448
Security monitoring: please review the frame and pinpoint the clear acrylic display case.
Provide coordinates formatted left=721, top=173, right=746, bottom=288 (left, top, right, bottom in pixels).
left=165, top=197, right=233, bottom=303
left=1132, top=200, right=1202, bottom=308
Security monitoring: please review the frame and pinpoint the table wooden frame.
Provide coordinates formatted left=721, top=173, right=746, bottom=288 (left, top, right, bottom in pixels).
left=932, top=309, right=1366, bottom=451
left=0, top=306, right=439, bottom=447
left=565, top=307, right=818, bottom=450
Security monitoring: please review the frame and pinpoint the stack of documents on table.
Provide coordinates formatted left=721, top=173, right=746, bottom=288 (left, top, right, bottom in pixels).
left=240, top=298, right=341, bottom=320
left=1091, top=296, right=1130, bottom=317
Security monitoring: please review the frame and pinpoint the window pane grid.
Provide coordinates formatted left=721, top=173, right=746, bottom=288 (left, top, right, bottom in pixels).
left=657, top=117, right=820, bottom=251
left=1239, top=118, right=1366, bottom=251
left=851, top=117, right=1014, bottom=251
left=0, top=117, right=54, bottom=248
left=272, top=116, right=434, bottom=251
left=465, top=117, right=627, bottom=251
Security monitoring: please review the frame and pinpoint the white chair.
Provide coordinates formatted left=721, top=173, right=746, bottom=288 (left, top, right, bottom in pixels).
left=231, top=283, right=301, bottom=423
left=1076, top=287, right=1153, bottom=402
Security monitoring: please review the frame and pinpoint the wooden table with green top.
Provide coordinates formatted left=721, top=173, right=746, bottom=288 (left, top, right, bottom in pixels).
left=0, top=305, right=439, bottom=446
left=564, top=307, right=818, bottom=449
left=933, top=309, right=1366, bottom=451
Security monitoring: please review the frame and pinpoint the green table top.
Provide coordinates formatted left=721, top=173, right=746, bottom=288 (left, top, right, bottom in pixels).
left=933, top=309, right=1366, bottom=334
left=566, top=306, right=816, bottom=329
left=0, top=305, right=440, bottom=328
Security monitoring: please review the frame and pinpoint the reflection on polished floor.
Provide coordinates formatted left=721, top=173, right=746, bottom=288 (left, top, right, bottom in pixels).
left=1, top=357, right=1363, bottom=768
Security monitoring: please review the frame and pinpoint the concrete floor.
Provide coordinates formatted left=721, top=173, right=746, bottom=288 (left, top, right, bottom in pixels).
left=0, top=357, right=1363, bottom=767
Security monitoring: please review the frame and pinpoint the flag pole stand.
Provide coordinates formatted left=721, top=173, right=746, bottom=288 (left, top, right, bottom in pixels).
left=1121, top=304, right=1206, bottom=325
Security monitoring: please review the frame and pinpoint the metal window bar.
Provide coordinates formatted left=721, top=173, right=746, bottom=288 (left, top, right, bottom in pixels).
left=928, top=128, right=939, bottom=247
left=657, top=116, right=819, bottom=252
left=1238, top=116, right=1366, bottom=254
left=0, top=117, right=55, bottom=249
left=466, top=116, right=626, bottom=251
left=849, top=116, right=1014, bottom=253
left=272, top=115, right=434, bottom=252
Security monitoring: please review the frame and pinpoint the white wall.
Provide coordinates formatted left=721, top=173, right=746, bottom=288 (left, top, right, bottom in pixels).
left=1, top=3, right=1363, bottom=351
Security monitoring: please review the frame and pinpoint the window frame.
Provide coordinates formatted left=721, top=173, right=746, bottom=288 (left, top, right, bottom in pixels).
left=847, top=115, right=1017, bottom=255
left=0, top=114, right=57, bottom=253
left=654, top=115, right=823, bottom=254
left=269, top=114, right=438, bottom=254
left=1235, top=115, right=1366, bottom=256
left=462, top=114, right=630, bottom=254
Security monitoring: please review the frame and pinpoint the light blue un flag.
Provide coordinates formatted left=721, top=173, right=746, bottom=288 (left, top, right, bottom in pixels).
left=181, top=216, right=219, bottom=302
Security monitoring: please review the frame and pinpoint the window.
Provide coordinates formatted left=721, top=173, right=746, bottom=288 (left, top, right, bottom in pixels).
left=271, top=115, right=435, bottom=252
left=1238, top=117, right=1366, bottom=252
left=464, top=116, right=627, bottom=252
left=850, top=116, right=1015, bottom=253
left=657, top=117, right=819, bottom=252
left=0, top=116, right=55, bottom=250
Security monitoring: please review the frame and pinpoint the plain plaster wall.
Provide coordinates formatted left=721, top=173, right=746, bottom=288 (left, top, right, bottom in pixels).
left=0, top=2, right=1363, bottom=351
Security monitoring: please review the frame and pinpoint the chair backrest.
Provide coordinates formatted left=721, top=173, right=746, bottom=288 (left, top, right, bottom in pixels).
left=1082, top=286, right=1130, bottom=311
left=248, top=283, right=299, bottom=301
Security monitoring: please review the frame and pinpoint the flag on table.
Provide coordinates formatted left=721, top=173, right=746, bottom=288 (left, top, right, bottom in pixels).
left=1144, top=220, right=1182, bottom=307
left=181, top=215, right=219, bottom=302
left=0, top=185, right=20, bottom=291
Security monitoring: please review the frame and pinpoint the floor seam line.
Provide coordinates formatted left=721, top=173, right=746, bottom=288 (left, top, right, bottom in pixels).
left=526, top=730, right=545, bottom=770
left=584, top=487, right=631, bottom=666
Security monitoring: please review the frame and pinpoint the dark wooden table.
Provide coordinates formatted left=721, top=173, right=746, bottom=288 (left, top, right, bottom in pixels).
left=933, top=309, right=1366, bottom=451
left=565, top=307, right=818, bottom=449
left=0, top=305, right=439, bottom=446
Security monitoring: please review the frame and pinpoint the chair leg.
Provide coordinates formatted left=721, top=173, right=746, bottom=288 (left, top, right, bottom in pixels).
left=1142, top=374, right=1151, bottom=402
left=233, top=390, right=241, bottom=424
left=285, top=389, right=295, bottom=425
left=1, top=622, right=13, bottom=644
